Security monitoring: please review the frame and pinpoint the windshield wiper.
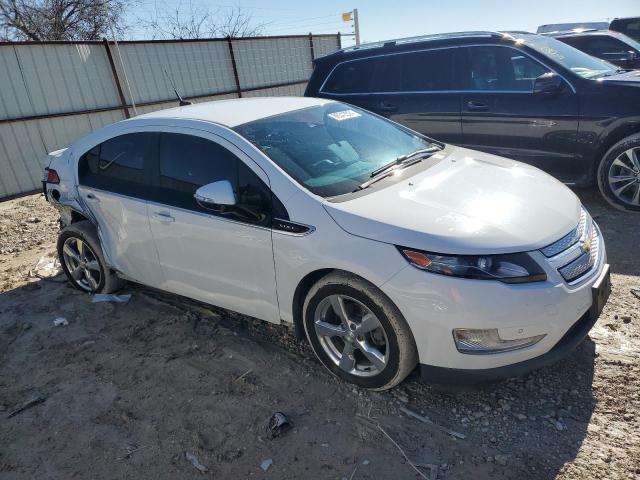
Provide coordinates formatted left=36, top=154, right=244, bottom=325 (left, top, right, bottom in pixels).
left=369, top=147, right=439, bottom=178
left=355, top=146, right=439, bottom=192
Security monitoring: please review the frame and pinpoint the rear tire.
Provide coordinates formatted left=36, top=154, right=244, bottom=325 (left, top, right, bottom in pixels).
left=597, top=134, right=640, bottom=212
left=57, top=221, right=124, bottom=293
left=302, top=271, right=418, bottom=390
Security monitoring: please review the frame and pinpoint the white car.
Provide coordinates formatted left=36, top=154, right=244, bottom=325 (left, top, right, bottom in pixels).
left=43, top=97, right=611, bottom=390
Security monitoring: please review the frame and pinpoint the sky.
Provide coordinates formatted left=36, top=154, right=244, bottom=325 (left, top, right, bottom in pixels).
left=131, top=0, right=640, bottom=44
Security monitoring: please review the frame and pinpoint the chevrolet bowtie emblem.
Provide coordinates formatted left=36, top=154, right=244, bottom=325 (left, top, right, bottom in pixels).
left=582, top=237, right=591, bottom=254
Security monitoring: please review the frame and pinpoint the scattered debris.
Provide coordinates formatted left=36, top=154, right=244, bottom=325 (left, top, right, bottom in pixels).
left=233, top=368, right=253, bottom=383
left=399, top=406, right=466, bottom=440
left=7, top=395, right=46, bottom=418
left=260, top=458, right=273, bottom=471
left=91, top=293, right=131, bottom=303
left=117, top=445, right=150, bottom=461
left=31, top=255, right=63, bottom=280
left=349, top=464, right=359, bottom=480
left=53, top=317, right=69, bottom=327
left=266, top=411, right=292, bottom=439
left=185, top=451, right=208, bottom=473
left=415, top=463, right=439, bottom=480
left=631, top=288, right=640, bottom=300
left=494, top=454, right=510, bottom=466
left=376, top=423, right=429, bottom=480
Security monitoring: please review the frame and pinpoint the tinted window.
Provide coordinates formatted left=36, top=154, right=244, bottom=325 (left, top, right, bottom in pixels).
left=465, top=46, right=548, bottom=91
left=322, top=57, right=387, bottom=94
left=577, top=35, right=636, bottom=61
left=398, top=49, right=454, bottom=91
left=78, top=133, right=152, bottom=196
left=234, top=102, right=434, bottom=197
left=611, top=18, right=640, bottom=42
left=155, top=133, right=275, bottom=225
left=518, top=34, right=616, bottom=78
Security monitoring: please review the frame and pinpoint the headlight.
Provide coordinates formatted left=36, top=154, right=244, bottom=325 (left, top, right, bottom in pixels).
left=398, top=248, right=546, bottom=283
left=453, top=328, right=546, bottom=354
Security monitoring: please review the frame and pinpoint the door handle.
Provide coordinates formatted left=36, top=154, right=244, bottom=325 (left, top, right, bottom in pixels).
left=85, top=193, right=100, bottom=202
left=466, top=100, right=489, bottom=112
left=152, top=211, right=175, bottom=223
left=379, top=101, right=398, bottom=113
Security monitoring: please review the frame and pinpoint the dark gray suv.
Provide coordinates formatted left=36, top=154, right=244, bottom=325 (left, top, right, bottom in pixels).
left=305, top=31, right=640, bottom=211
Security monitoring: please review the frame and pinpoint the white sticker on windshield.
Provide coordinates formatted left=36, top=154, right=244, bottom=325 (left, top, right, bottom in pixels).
left=327, top=110, right=361, bottom=121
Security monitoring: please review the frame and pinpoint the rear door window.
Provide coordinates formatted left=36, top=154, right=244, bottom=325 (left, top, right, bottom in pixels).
left=78, top=132, right=152, bottom=197
left=397, top=49, right=454, bottom=91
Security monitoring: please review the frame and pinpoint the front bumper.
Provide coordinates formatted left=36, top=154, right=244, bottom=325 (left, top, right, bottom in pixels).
left=419, top=263, right=610, bottom=384
left=380, top=243, right=609, bottom=383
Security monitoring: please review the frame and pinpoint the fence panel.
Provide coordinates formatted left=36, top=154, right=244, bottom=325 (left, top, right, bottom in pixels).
left=0, top=34, right=340, bottom=199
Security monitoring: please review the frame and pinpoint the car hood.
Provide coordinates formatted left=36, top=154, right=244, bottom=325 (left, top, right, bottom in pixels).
left=322, top=146, right=581, bottom=255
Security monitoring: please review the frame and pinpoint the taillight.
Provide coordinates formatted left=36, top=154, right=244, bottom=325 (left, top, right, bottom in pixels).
left=46, top=168, right=60, bottom=184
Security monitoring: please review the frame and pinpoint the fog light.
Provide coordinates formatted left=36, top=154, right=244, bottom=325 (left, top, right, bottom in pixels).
left=453, top=329, right=545, bottom=355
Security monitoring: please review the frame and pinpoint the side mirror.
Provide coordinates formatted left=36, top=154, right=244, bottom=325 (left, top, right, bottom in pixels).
left=194, top=180, right=236, bottom=209
left=533, top=72, right=565, bottom=95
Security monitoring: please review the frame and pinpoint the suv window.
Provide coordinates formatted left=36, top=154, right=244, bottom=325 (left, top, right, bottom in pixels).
left=563, top=35, right=633, bottom=62
left=398, top=49, right=454, bottom=91
left=321, top=57, right=387, bottom=94
left=78, top=132, right=152, bottom=197
left=154, top=133, right=275, bottom=225
left=464, top=46, right=548, bottom=91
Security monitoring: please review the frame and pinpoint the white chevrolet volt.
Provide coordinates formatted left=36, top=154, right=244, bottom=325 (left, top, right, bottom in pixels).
left=43, top=97, right=611, bottom=390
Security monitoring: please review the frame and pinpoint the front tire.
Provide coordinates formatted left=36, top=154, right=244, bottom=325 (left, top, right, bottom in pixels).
left=302, top=271, right=418, bottom=390
left=597, top=134, right=640, bottom=212
left=57, top=221, right=123, bottom=293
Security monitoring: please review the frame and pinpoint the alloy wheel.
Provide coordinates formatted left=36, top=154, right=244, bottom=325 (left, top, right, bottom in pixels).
left=313, top=294, right=388, bottom=377
left=61, top=237, right=102, bottom=292
left=608, top=147, right=640, bottom=206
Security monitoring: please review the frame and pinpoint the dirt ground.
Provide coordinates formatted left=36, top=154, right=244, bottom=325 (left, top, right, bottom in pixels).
left=0, top=190, right=638, bottom=480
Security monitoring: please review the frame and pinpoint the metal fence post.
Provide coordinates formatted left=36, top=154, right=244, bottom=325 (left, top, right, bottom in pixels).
left=227, top=37, right=242, bottom=98
left=308, top=32, right=315, bottom=63
left=102, top=38, right=130, bottom=119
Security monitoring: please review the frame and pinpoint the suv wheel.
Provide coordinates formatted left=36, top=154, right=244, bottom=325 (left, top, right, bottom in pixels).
left=302, top=271, right=418, bottom=390
left=597, top=134, right=640, bottom=212
left=57, top=221, right=123, bottom=293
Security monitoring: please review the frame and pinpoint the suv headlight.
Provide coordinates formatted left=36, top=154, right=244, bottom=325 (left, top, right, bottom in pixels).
left=397, top=248, right=546, bottom=283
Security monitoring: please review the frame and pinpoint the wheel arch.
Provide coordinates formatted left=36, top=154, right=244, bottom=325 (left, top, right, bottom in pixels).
left=291, top=268, right=406, bottom=342
left=592, top=122, right=640, bottom=179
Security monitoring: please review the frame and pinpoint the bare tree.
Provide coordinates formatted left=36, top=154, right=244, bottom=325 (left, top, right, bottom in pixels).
left=0, top=0, right=128, bottom=41
left=143, top=4, right=264, bottom=40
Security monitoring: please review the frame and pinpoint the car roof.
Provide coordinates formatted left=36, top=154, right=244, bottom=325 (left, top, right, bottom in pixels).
left=134, top=96, right=333, bottom=128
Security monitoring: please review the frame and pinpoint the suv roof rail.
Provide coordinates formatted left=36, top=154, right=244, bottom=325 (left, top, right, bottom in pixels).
left=339, top=31, right=512, bottom=53
left=541, top=28, right=601, bottom=36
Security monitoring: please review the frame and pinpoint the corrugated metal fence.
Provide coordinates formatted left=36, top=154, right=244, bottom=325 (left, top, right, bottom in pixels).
left=0, top=34, right=340, bottom=199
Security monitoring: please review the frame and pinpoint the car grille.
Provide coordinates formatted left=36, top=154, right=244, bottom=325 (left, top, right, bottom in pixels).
left=540, top=207, right=601, bottom=283
left=540, top=208, right=587, bottom=258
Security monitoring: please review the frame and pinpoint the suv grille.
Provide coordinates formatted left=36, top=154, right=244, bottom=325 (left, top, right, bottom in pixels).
left=540, top=207, right=601, bottom=283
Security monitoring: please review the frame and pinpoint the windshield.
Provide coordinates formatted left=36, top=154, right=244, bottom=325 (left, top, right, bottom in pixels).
left=518, top=34, right=618, bottom=78
left=234, top=102, right=434, bottom=197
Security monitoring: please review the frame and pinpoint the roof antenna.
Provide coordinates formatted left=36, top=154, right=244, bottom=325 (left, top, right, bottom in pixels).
left=163, top=68, right=192, bottom=106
